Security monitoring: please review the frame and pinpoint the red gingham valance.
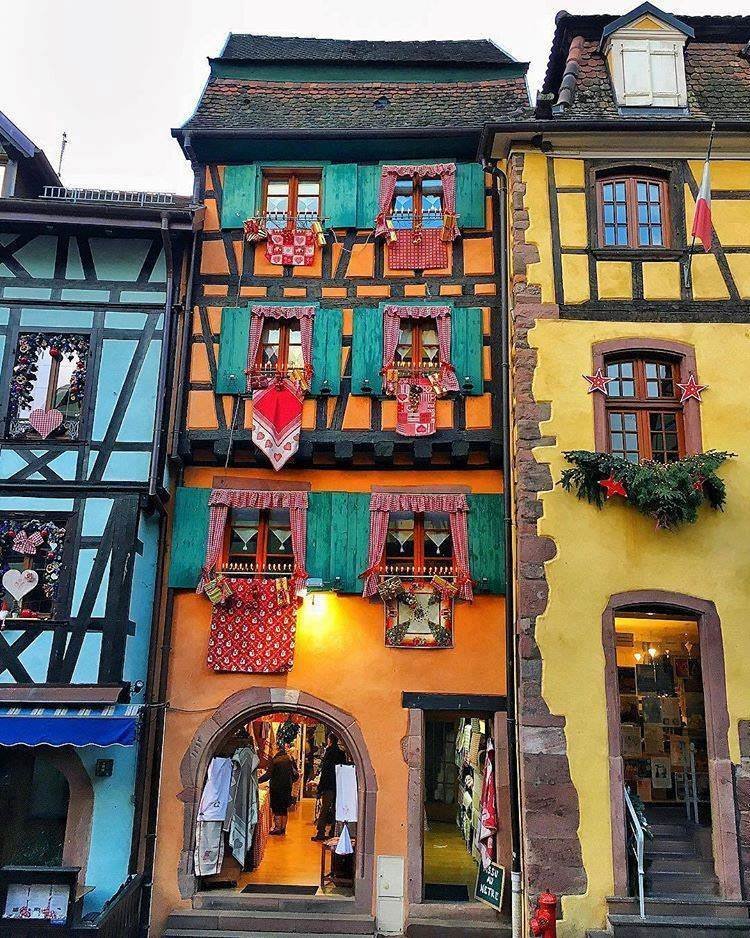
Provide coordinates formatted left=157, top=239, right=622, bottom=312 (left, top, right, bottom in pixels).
left=362, top=492, right=472, bottom=601
left=199, top=489, right=308, bottom=593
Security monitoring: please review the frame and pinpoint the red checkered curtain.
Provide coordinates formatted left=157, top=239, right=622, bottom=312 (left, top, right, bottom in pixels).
left=382, top=305, right=459, bottom=392
left=375, top=163, right=459, bottom=240
left=361, top=492, right=472, bottom=599
left=246, top=305, right=316, bottom=393
left=374, top=170, right=399, bottom=238
left=197, top=489, right=308, bottom=592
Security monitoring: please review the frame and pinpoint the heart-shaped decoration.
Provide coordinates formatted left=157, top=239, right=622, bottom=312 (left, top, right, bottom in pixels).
left=28, top=408, right=64, bottom=439
left=2, top=569, right=39, bottom=602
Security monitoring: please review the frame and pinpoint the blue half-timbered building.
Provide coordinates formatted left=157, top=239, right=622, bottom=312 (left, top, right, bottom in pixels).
left=0, top=109, right=196, bottom=935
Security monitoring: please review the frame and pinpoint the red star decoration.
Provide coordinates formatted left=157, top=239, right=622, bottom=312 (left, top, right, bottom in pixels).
left=583, top=368, right=614, bottom=394
left=599, top=474, right=627, bottom=499
left=677, top=373, right=707, bottom=404
left=693, top=476, right=705, bottom=492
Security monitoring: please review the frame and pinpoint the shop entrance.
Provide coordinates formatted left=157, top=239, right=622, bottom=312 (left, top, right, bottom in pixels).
left=422, top=711, right=493, bottom=902
left=195, top=710, right=358, bottom=897
left=616, top=613, right=709, bottom=823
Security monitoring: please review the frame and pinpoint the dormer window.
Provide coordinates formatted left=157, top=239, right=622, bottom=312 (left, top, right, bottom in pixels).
left=601, top=5, right=693, bottom=109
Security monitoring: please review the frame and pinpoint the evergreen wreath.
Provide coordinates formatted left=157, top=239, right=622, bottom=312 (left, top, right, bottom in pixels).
left=560, top=450, right=734, bottom=530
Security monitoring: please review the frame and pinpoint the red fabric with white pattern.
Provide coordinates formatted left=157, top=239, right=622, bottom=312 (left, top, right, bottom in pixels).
left=396, top=377, right=436, bottom=437
left=252, top=378, right=304, bottom=471
left=362, top=492, right=472, bottom=600
left=245, top=306, right=316, bottom=393
left=375, top=163, right=459, bottom=240
left=389, top=228, right=447, bottom=271
left=207, top=577, right=296, bottom=673
left=198, top=489, right=308, bottom=593
left=382, top=305, right=459, bottom=392
left=12, top=531, right=45, bottom=555
left=265, top=229, right=316, bottom=266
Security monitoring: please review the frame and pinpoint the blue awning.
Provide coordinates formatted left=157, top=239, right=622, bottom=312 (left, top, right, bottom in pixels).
left=0, top=705, right=140, bottom=748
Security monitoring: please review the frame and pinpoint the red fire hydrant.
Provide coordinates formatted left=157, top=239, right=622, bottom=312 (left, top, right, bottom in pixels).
left=530, top=890, right=557, bottom=938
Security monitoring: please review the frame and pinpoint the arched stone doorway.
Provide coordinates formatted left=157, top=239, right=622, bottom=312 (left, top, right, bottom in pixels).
left=603, top=590, right=741, bottom=899
left=176, top=688, right=377, bottom=912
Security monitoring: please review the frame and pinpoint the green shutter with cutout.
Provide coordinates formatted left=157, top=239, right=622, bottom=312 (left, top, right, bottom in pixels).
left=310, top=307, right=343, bottom=396
left=221, top=165, right=259, bottom=229
left=351, top=307, right=383, bottom=396
left=355, top=164, right=381, bottom=229
left=306, top=491, right=333, bottom=583
left=328, top=492, right=371, bottom=593
left=323, top=164, right=358, bottom=228
left=216, top=306, right=250, bottom=394
left=467, top=494, right=505, bottom=594
left=451, top=307, right=483, bottom=395
left=455, top=162, right=486, bottom=230
left=168, top=487, right=212, bottom=588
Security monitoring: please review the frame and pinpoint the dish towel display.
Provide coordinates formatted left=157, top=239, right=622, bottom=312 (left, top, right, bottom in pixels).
left=335, top=764, right=358, bottom=823
left=395, top=376, right=437, bottom=437
left=389, top=227, right=448, bottom=271
left=194, top=756, right=234, bottom=875
left=251, top=377, right=304, bottom=470
left=476, top=738, right=497, bottom=869
left=207, top=577, right=296, bottom=674
left=265, top=228, right=316, bottom=266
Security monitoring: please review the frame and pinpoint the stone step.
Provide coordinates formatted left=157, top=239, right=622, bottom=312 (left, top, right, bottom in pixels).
left=586, top=931, right=612, bottom=938
left=650, top=822, right=696, bottom=838
left=406, top=921, right=511, bottom=938
left=194, top=892, right=358, bottom=915
left=407, top=903, right=502, bottom=922
left=164, top=932, right=358, bottom=938
left=164, top=908, right=376, bottom=934
left=608, top=896, right=750, bottom=920
left=646, top=871, right=720, bottom=896
left=645, top=837, right=697, bottom=855
left=647, top=856, right=715, bottom=875
left=609, top=913, right=750, bottom=937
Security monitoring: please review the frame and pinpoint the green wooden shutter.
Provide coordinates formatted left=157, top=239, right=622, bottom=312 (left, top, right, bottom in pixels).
left=351, top=307, right=383, bottom=396
left=323, top=164, right=358, bottom=228
left=455, top=162, right=486, bottom=230
left=451, top=307, right=484, bottom=395
left=216, top=306, right=250, bottom=394
left=168, top=487, right=211, bottom=588
left=356, top=164, right=381, bottom=228
left=306, top=491, right=332, bottom=582
left=310, top=308, right=343, bottom=396
left=221, top=165, right=259, bottom=229
left=467, top=494, right=505, bottom=594
left=329, top=492, right=371, bottom=593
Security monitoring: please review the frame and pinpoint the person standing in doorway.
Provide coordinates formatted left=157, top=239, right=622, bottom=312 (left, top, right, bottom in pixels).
left=259, top=742, right=299, bottom=835
left=312, top=733, right=346, bottom=841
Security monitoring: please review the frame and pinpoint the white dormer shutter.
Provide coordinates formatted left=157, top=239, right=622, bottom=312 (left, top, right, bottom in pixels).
left=606, top=23, right=689, bottom=110
left=620, top=40, right=653, bottom=105
left=650, top=41, right=681, bottom=106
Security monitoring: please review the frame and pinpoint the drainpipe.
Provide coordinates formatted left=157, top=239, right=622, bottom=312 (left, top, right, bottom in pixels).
left=149, top=214, right=176, bottom=498
left=486, top=158, right=524, bottom=938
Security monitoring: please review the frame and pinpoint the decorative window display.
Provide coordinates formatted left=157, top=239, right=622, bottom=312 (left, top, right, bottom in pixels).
left=0, top=518, right=66, bottom=620
left=243, top=172, right=322, bottom=266
left=198, top=490, right=307, bottom=674
left=7, top=333, right=89, bottom=440
left=384, top=583, right=454, bottom=649
left=245, top=306, right=315, bottom=469
left=375, top=163, right=459, bottom=270
left=362, top=492, right=472, bottom=602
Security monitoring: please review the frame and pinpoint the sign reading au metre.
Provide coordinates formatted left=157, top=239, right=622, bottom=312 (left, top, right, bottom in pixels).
left=475, top=861, right=505, bottom=911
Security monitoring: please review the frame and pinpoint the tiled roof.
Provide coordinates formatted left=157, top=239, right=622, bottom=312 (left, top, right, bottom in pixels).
left=542, top=13, right=750, bottom=121
left=219, top=34, right=516, bottom=66
left=181, top=78, right=531, bottom=133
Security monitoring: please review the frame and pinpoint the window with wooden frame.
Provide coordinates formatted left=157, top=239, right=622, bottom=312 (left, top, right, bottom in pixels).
left=392, top=176, right=444, bottom=230
left=262, top=170, right=321, bottom=230
left=222, top=508, right=293, bottom=575
left=255, top=318, right=305, bottom=379
left=394, top=319, right=440, bottom=373
left=597, top=173, right=669, bottom=248
left=604, top=355, right=684, bottom=463
left=0, top=517, right=67, bottom=619
left=384, top=511, right=453, bottom=576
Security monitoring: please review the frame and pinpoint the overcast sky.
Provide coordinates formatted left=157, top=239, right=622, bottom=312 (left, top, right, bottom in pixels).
left=3, top=0, right=747, bottom=194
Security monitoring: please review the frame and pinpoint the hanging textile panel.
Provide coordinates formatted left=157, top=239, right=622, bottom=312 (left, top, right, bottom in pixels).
left=388, top=228, right=447, bottom=271
left=395, top=377, right=436, bottom=437
left=265, top=228, right=316, bottom=266
left=385, top=588, right=453, bottom=648
left=251, top=378, right=305, bottom=471
left=207, top=577, right=296, bottom=674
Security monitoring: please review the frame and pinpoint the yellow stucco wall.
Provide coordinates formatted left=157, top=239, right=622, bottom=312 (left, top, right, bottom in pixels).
left=528, top=319, right=750, bottom=934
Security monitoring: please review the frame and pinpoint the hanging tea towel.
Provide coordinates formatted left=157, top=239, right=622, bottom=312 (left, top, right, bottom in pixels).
left=335, top=764, right=358, bottom=822
left=335, top=822, right=354, bottom=856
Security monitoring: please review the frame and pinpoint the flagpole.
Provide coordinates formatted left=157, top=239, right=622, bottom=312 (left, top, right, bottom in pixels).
left=684, top=120, right=716, bottom=289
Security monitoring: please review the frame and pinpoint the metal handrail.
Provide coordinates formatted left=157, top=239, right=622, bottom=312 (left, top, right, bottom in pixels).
left=624, top=785, right=646, bottom=919
left=42, top=186, right=175, bottom=207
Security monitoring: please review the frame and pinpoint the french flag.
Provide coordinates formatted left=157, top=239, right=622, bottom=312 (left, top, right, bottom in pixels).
left=692, top=159, right=713, bottom=252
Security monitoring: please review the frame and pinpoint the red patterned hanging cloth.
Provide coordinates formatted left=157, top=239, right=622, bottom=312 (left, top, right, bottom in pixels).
left=265, top=228, right=316, bottom=266
left=395, top=377, right=436, bottom=437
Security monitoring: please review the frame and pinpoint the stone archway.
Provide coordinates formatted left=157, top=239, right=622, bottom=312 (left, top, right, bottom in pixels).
left=603, top=590, right=742, bottom=899
left=176, top=687, right=377, bottom=912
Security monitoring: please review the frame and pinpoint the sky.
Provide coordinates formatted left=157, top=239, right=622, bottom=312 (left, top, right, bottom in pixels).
left=3, top=0, right=748, bottom=195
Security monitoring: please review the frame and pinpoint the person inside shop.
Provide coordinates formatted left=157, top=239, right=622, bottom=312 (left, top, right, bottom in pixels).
left=259, top=741, right=299, bottom=836
left=312, top=732, right=347, bottom=841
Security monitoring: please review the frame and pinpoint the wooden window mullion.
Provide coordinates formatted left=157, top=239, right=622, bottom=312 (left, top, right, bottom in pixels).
left=278, top=323, right=290, bottom=373
left=256, top=510, right=270, bottom=571
left=414, top=513, right=425, bottom=574
left=413, top=176, right=423, bottom=229
left=44, top=356, right=61, bottom=411
left=287, top=175, right=299, bottom=231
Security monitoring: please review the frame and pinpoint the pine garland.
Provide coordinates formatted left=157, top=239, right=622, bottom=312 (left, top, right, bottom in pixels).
left=560, top=450, right=734, bottom=529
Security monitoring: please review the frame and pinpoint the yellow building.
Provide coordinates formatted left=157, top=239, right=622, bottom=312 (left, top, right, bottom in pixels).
left=485, top=5, right=750, bottom=935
